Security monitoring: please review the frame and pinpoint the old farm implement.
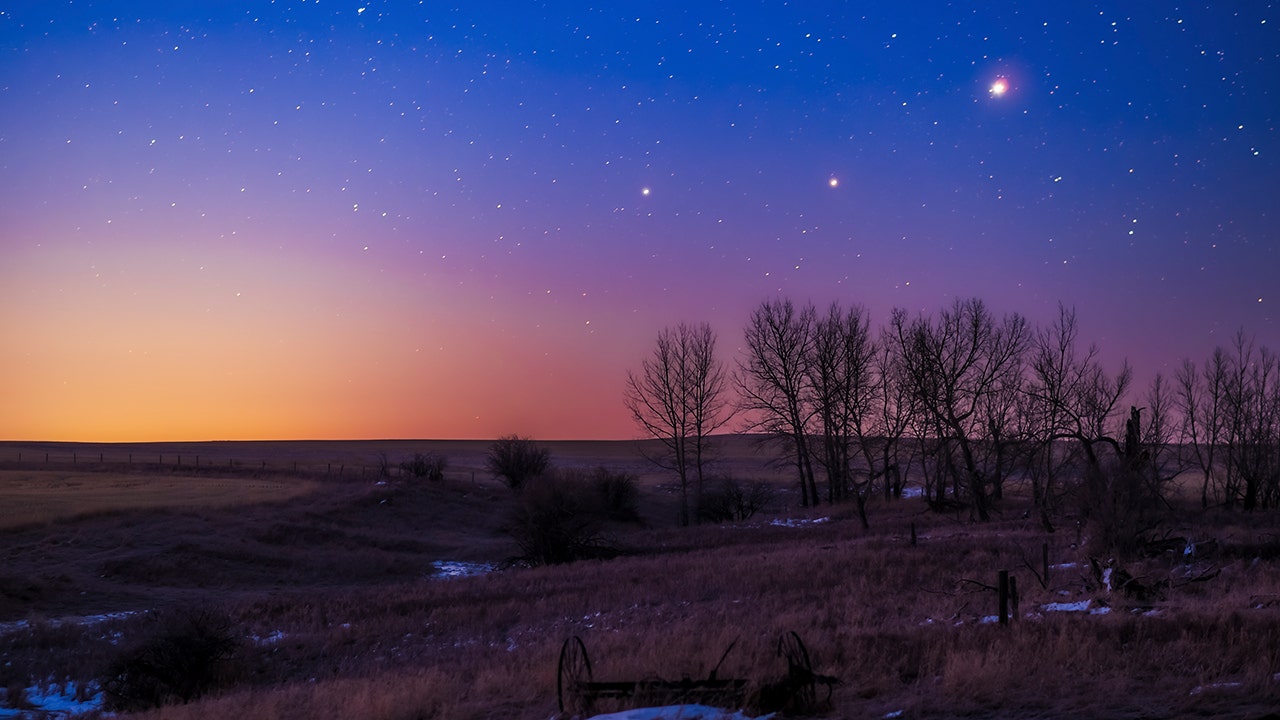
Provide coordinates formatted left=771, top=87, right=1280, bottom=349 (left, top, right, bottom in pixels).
left=556, top=631, right=834, bottom=716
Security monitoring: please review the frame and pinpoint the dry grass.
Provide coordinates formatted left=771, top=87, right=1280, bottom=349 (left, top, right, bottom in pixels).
left=0, top=470, right=316, bottom=529
left=1, top=437, right=1279, bottom=719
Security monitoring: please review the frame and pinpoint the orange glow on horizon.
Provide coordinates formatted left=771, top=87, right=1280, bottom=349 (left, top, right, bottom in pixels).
left=0, top=239, right=639, bottom=442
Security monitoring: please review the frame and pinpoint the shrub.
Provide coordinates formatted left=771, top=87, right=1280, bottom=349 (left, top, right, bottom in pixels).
left=3, top=682, right=32, bottom=711
left=503, top=470, right=617, bottom=566
left=698, top=476, right=776, bottom=523
left=400, top=452, right=447, bottom=481
left=101, top=608, right=241, bottom=712
left=590, top=467, right=641, bottom=523
left=487, top=435, right=551, bottom=491
left=374, top=452, right=394, bottom=479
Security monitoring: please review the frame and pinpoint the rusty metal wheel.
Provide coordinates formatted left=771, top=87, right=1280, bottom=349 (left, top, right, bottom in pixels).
left=557, top=635, right=594, bottom=716
left=777, top=631, right=815, bottom=708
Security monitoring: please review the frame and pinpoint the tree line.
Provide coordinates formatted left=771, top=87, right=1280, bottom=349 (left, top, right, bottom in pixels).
left=626, top=297, right=1280, bottom=541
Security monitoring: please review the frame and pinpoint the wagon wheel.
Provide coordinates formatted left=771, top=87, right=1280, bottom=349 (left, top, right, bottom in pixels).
left=777, top=631, right=815, bottom=708
left=557, top=636, right=594, bottom=716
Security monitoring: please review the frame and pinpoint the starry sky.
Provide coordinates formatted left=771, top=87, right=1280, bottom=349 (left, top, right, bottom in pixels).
left=2, top=2, right=1277, bottom=442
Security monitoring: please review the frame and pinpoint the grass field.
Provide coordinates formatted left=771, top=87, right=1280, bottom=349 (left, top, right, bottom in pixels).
left=0, top=471, right=316, bottom=529
left=1, top=437, right=1278, bottom=719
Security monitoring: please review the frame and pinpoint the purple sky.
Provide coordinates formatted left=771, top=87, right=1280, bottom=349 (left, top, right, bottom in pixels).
left=1, top=2, right=1277, bottom=441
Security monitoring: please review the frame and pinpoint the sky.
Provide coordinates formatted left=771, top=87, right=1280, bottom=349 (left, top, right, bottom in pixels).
left=1, top=2, right=1277, bottom=442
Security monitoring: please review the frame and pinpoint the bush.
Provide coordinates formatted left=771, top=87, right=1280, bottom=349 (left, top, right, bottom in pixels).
left=590, top=467, right=641, bottom=523
left=101, top=608, right=241, bottom=712
left=503, top=470, right=618, bottom=566
left=698, top=476, right=776, bottom=523
left=400, top=452, right=447, bottom=481
left=487, top=435, right=551, bottom=490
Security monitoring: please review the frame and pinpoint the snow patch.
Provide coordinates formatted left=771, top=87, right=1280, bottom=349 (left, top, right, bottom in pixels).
left=900, top=486, right=924, bottom=499
left=0, top=610, right=142, bottom=638
left=431, top=560, right=494, bottom=578
left=0, top=681, right=101, bottom=718
left=251, top=630, right=287, bottom=645
left=1042, top=600, right=1092, bottom=613
left=1189, top=681, right=1243, bottom=695
left=769, top=517, right=830, bottom=528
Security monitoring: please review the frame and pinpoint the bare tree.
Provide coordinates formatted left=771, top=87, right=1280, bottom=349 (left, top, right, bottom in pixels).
left=1175, top=350, right=1227, bottom=508
left=890, top=298, right=1029, bottom=521
left=624, top=322, right=733, bottom=526
left=1141, top=372, right=1188, bottom=505
left=1024, top=305, right=1130, bottom=521
left=1221, top=333, right=1280, bottom=510
left=873, top=330, right=918, bottom=501
left=808, top=302, right=879, bottom=527
left=736, top=299, right=820, bottom=507
left=487, top=435, right=551, bottom=491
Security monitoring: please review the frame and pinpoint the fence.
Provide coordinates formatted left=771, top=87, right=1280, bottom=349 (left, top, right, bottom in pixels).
left=0, top=450, right=396, bottom=479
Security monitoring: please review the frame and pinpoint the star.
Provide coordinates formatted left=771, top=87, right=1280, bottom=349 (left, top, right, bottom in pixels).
left=828, top=177, right=839, bottom=188
left=989, top=77, right=1009, bottom=97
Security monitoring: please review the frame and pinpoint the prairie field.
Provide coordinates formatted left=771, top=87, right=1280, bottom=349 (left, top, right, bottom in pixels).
left=1, top=437, right=1278, bottom=719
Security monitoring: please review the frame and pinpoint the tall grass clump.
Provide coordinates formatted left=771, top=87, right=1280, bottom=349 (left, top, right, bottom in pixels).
left=399, top=452, right=447, bottom=481
left=503, top=469, right=625, bottom=566
left=101, top=608, right=241, bottom=712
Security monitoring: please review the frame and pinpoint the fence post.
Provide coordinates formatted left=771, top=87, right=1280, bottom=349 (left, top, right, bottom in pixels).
left=998, top=570, right=1010, bottom=626
left=73, top=453, right=77, bottom=465
left=910, top=522, right=918, bottom=547
left=99, top=453, right=103, bottom=463
left=1010, top=575, right=1020, bottom=620
left=1042, top=542, right=1050, bottom=587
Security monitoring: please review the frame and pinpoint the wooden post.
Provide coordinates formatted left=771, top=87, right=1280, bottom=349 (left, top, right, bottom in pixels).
left=1010, top=575, right=1020, bottom=620
left=128, top=454, right=132, bottom=465
left=46, top=453, right=49, bottom=463
left=177, top=455, right=181, bottom=467
left=910, top=522, right=917, bottom=547
left=327, top=463, right=331, bottom=474
left=195, top=456, right=199, bottom=467
left=99, top=453, right=103, bottom=463
left=1042, top=542, right=1050, bottom=587
left=73, top=453, right=77, bottom=465
left=998, top=570, right=1010, bottom=626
